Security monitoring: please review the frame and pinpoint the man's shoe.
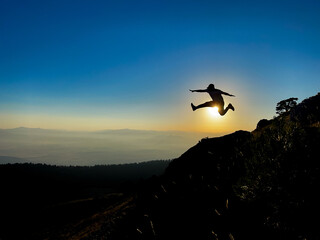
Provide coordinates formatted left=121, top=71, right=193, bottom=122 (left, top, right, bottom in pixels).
left=191, top=103, right=196, bottom=111
left=229, top=104, right=235, bottom=111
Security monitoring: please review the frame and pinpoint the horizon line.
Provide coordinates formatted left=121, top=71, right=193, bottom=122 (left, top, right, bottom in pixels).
left=0, top=126, right=229, bottom=135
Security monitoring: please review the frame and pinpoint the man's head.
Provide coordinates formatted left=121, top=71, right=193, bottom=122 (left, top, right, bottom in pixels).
left=207, top=84, right=215, bottom=90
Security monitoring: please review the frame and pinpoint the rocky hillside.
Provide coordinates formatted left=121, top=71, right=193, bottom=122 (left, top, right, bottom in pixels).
left=107, top=93, right=320, bottom=240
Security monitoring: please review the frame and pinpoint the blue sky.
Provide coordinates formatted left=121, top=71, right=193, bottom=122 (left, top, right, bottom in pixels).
left=1, top=0, right=319, bottom=133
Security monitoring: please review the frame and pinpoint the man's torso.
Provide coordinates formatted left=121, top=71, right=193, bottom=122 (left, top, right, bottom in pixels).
left=208, top=89, right=224, bottom=104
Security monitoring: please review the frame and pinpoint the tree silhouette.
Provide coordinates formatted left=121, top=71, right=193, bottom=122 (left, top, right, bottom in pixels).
left=276, top=97, right=298, bottom=115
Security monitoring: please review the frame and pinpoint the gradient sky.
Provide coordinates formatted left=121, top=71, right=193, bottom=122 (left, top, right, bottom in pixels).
left=1, top=0, right=320, bottom=134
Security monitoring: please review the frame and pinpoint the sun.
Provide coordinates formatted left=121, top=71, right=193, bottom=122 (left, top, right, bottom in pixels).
left=208, top=107, right=220, bottom=117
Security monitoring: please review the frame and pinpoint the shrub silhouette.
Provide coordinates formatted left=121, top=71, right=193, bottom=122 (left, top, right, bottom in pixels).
left=276, top=97, right=298, bottom=115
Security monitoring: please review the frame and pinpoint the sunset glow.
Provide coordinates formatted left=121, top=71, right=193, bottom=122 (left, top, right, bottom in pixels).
left=207, top=107, right=220, bottom=118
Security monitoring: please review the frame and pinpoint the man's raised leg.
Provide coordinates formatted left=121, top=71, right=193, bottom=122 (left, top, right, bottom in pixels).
left=191, top=101, right=214, bottom=111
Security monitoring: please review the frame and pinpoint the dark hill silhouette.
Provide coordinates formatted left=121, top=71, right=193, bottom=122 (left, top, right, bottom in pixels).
left=105, top=93, right=320, bottom=240
left=165, top=130, right=250, bottom=181
left=0, top=160, right=170, bottom=240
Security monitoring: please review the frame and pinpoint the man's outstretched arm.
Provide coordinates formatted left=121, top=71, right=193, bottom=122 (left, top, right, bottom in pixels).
left=189, top=89, right=207, bottom=93
left=221, top=91, right=235, bottom=97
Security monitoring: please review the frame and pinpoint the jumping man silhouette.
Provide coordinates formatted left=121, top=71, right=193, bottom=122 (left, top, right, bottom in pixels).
left=190, top=84, right=235, bottom=116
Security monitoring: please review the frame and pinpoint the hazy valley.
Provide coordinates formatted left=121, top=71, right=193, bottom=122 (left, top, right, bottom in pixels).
left=0, top=128, right=216, bottom=165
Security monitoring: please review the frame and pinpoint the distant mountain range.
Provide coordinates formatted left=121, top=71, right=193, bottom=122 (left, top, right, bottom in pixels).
left=0, top=156, right=29, bottom=164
